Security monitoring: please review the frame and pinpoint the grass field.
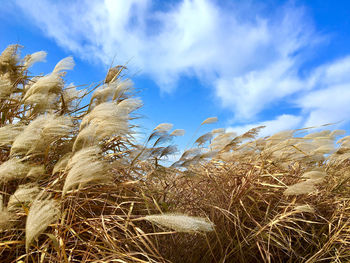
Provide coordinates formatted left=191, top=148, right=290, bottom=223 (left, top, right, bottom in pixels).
left=0, top=44, right=349, bottom=262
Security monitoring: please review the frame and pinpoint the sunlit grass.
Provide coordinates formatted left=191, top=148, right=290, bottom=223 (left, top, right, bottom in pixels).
left=0, top=44, right=349, bottom=262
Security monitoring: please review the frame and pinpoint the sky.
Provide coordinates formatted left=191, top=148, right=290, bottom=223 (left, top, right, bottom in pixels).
left=1, top=0, right=350, bottom=150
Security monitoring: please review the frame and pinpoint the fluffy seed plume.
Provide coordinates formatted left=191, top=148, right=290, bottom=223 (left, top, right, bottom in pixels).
left=63, top=84, right=81, bottom=104
left=22, top=57, right=74, bottom=111
left=144, top=213, right=214, bottom=232
left=212, top=128, right=225, bottom=134
left=62, top=146, right=110, bottom=196
left=8, top=183, right=40, bottom=211
left=0, top=78, right=13, bottom=99
left=304, top=130, right=331, bottom=139
left=294, top=204, right=315, bottom=213
left=0, top=44, right=20, bottom=67
left=105, top=65, right=127, bottom=83
left=283, top=180, right=319, bottom=196
left=0, top=124, right=24, bottom=146
left=154, top=123, right=173, bottom=133
left=210, top=132, right=236, bottom=151
left=302, top=170, right=327, bottom=180
left=330, top=129, right=346, bottom=137
left=52, top=56, right=75, bottom=74
left=0, top=195, right=14, bottom=231
left=11, top=114, right=72, bottom=157
left=77, top=100, right=141, bottom=149
left=91, top=79, right=133, bottom=105
left=73, top=124, right=97, bottom=151
left=201, top=117, right=218, bottom=125
left=23, top=74, right=62, bottom=103
left=26, top=165, right=46, bottom=179
left=170, top=129, right=185, bottom=137
left=267, top=130, right=295, bottom=146
left=0, top=208, right=14, bottom=232
left=0, top=158, right=32, bottom=183
left=25, top=196, right=59, bottom=251
left=52, top=153, right=72, bottom=174
left=195, top=132, right=214, bottom=146
left=23, top=51, right=47, bottom=68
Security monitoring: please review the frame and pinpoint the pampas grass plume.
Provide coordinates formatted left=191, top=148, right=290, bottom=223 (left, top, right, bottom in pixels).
left=11, top=114, right=72, bottom=156
left=294, top=204, right=315, bottom=213
left=52, top=56, right=75, bottom=74
left=154, top=123, right=173, bottom=133
left=62, top=146, right=110, bottom=196
left=170, top=129, right=185, bottom=137
left=144, top=213, right=214, bottom=232
left=25, top=196, right=59, bottom=251
left=23, top=51, right=47, bottom=68
left=0, top=158, right=31, bottom=183
left=284, top=180, right=318, bottom=196
left=0, top=124, right=24, bottom=146
left=201, top=117, right=218, bottom=125
left=8, top=183, right=40, bottom=211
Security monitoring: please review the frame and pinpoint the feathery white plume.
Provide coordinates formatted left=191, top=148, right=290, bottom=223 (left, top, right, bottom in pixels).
left=144, top=213, right=214, bottom=232
left=25, top=195, right=59, bottom=251
left=91, top=79, right=133, bottom=105
left=302, top=170, right=327, bottom=180
left=283, top=180, right=316, bottom=196
left=294, top=204, right=315, bottom=213
left=154, top=123, right=173, bottom=133
left=0, top=124, right=24, bottom=146
left=0, top=195, right=14, bottom=231
left=62, top=146, right=110, bottom=196
left=201, top=117, right=218, bottom=125
left=0, top=208, right=14, bottom=232
left=8, top=183, right=40, bottom=211
left=11, top=114, right=72, bottom=157
left=77, top=100, right=141, bottom=148
left=0, top=158, right=31, bottom=183
left=26, top=165, right=46, bottom=179
left=170, top=129, right=185, bottom=137
left=23, top=74, right=62, bottom=103
left=52, top=153, right=72, bottom=175
left=52, top=56, right=75, bottom=74
left=0, top=78, right=13, bottom=99
left=23, top=51, right=47, bottom=68
left=0, top=44, right=20, bottom=66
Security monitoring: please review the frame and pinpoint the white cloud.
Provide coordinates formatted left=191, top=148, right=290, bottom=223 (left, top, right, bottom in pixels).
left=227, top=114, right=303, bottom=137
left=297, top=84, right=350, bottom=127
left=13, top=1, right=313, bottom=87
left=294, top=56, right=350, bottom=127
left=12, top=0, right=350, bottom=131
left=215, top=58, right=306, bottom=119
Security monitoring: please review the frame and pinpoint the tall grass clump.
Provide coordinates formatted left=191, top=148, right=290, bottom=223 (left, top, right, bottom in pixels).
left=0, top=44, right=349, bottom=262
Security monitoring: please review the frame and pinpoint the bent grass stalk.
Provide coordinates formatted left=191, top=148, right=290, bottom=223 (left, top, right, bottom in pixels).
left=0, top=44, right=349, bottom=262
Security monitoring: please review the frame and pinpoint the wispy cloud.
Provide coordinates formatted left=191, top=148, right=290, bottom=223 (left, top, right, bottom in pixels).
left=228, top=114, right=303, bottom=137
left=12, top=0, right=350, bottom=133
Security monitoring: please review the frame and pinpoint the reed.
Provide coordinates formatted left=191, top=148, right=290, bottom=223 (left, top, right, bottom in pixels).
left=0, top=44, right=349, bottom=262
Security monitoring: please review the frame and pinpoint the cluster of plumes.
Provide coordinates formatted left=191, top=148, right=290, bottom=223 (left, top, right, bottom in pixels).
left=22, top=56, right=77, bottom=114
left=10, top=114, right=73, bottom=157
left=73, top=99, right=141, bottom=151
left=144, top=122, right=350, bottom=262
left=0, top=45, right=46, bottom=100
left=0, top=158, right=39, bottom=183
left=0, top=45, right=215, bottom=262
left=0, top=44, right=22, bottom=84
left=1, top=44, right=349, bottom=262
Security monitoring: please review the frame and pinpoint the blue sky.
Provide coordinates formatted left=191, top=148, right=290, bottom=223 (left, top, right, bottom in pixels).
left=1, top=0, right=350, bottom=150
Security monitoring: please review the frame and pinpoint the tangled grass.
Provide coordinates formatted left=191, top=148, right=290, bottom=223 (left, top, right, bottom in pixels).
left=0, top=44, right=349, bottom=262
